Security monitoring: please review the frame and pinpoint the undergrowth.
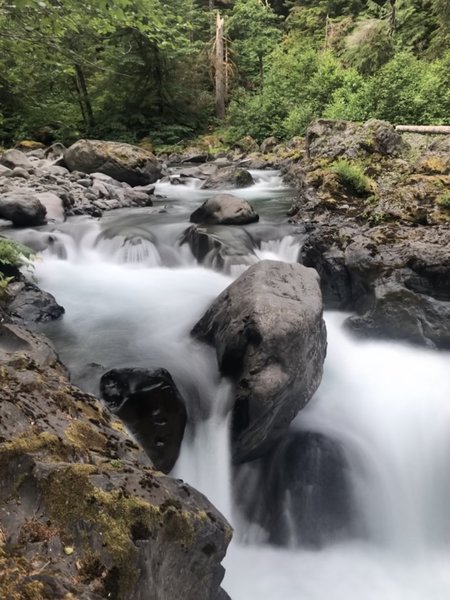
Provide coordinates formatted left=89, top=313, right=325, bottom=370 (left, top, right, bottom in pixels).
left=0, top=237, right=34, bottom=301
left=331, top=159, right=372, bottom=195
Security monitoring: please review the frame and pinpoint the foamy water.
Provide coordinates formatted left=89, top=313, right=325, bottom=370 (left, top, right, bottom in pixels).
left=24, top=169, right=450, bottom=600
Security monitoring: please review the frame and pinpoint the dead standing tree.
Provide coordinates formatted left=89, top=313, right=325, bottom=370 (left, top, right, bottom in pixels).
left=215, top=12, right=226, bottom=120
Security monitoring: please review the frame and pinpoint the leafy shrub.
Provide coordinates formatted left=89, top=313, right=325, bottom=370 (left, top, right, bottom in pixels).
left=436, top=190, right=450, bottom=210
left=331, top=160, right=372, bottom=195
left=0, top=238, right=33, bottom=269
left=0, top=238, right=34, bottom=300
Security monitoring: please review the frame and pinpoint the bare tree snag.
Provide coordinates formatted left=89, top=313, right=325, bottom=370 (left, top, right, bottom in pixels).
left=215, top=12, right=226, bottom=121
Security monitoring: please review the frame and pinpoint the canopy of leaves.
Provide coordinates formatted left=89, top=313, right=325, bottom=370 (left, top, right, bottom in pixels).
left=0, top=0, right=448, bottom=145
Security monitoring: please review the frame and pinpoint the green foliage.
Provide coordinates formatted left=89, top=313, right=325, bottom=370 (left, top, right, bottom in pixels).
left=0, top=0, right=449, bottom=145
left=436, top=191, right=450, bottom=210
left=344, top=19, right=394, bottom=74
left=331, top=159, right=372, bottom=195
left=0, top=237, right=33, bottom=301
left=228, top=0, right=281, bottom=87
left=0, top=238, right=33, bottom=269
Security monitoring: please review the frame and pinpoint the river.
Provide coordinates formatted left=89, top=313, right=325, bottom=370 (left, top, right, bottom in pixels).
left=27, top=169, right=450, bottom=599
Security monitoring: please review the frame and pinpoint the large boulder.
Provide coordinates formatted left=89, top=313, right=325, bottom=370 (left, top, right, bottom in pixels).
left=190, top=194, right=259, bottom=226
left=0, top=192, right=47, bottom=226
left=6, top=280, right=65, bottom=324
left=234, top=431, right=356, bottom=547
left=192, top=260, right=327, bottom=462
left=201, top=167, right=254, bottom=190
left=300, top=222, right=450, bottom=348
left=0, top=324, right=231, bottom=600
left=346, top=277, right=450, bottom=348
left=180, top=224, right=256, bottom=269
left=0, top=149, right=33, bottom=170
left=100, top=368, right=187, bottom=474
left=306, top=119, right=406, bottom=160
left=64, top=140, right=162, bottom=186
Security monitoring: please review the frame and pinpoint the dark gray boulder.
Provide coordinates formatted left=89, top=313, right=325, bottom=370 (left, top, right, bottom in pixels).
left=100, top=368, right=187, bottom=473
left=190, top=194, right=259, bottom=226
left=0, top=192, right=47, bottom=226
left=180, top=224, right=255, bottom=268
left=64, top=140, right=162, bottom=186
left=201, top=167, right=254, bottom=190
left=192, top=260, right=327, bottom=462
left=234, top=431, right=357, bottom=547
left=345, top=278, right=450, bottom=348
left=7, top=280, right=65, bottom=324
left=0, top=324, right=231, bottom=600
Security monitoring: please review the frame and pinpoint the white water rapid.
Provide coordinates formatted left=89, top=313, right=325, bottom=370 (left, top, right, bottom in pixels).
left=23, top=170, right=450, bottom=600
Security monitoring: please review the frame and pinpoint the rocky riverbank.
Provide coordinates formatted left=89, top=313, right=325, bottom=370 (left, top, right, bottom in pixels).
left=283, top=120, right=450, bottom=349
left=0, top=309, right=232, bottom=600
left=0, top=119, right=449, bottom=597
left=0, top=144, right=233, bottom=600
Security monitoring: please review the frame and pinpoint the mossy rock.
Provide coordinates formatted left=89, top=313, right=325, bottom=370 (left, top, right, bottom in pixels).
left=0, top=324, right=231, bottom=600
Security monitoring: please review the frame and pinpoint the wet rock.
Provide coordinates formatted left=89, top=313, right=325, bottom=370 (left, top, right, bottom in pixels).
left=190, top=194, right=259, bottom=226
left=6, top=280, right=65, bottom=325
left=345, top=278, right=450, bottom=348
left=300, top=222, right=450, bottom=348
left=202, top=167, right=254, bottom=190
left=181, top=224, right=224, bottom=264
left=0, top=324, right=231, bottom=600
left=0, top=149, right=33, bottom=170
left=64, top=140, right=162, bottom=186
left=100, top=368, right=187, bottom=474
left=234, top=431, right=356, bottom=546
left=179, top=149, right=210, bottom=164
left=192, top=260, right=327, bottom=462
left=0, top=192, right=47, bottom=226
left=180, top=224, right=256, bottom=268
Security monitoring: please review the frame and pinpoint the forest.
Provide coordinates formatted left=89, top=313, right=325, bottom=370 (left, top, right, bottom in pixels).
left=0, top=0, right=449, bottom=148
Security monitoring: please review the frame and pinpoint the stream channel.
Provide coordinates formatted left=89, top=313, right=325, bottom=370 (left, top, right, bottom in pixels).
left=19, top=169, right=450, bottom=599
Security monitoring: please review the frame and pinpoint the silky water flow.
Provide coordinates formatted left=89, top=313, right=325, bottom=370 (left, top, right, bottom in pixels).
left=26, top=171, right=450, bottom=600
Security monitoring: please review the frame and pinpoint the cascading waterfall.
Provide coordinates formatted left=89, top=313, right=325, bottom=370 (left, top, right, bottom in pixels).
left=225, top=313, right=450, bottom=600
left=25, top=170, right=450, bottom=599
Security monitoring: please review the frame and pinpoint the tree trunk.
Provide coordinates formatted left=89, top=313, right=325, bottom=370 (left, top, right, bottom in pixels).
left=395, top=125, right=450, bottom=134
left=215, top=12, right=226, bottom=121
left=258, top=54, right=264, bottom=89
left=74, top=64, right=94, bottom=130
left=389, top=0, right=397, bottom=35
left=72, top=75, right=88, bottom=129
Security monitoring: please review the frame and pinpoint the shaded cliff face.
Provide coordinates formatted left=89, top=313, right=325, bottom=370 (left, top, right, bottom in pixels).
left=0, top=323, right=231, bottom=600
